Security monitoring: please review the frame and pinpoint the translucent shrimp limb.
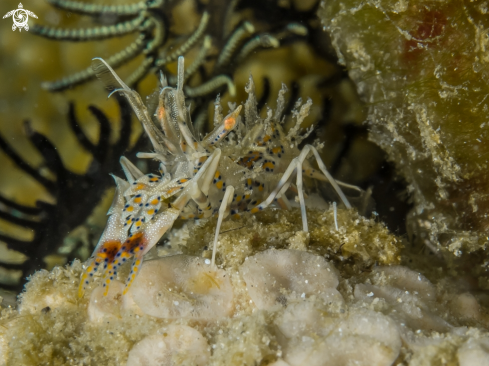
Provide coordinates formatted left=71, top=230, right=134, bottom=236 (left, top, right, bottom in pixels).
left=118, top=207, right=181, bottom=295
left=250, top=144, right=351, bottom=232
left=211, top=185, right=235, bottom=267
left=78, top=176, right=129, bottom=298
left=115, top=149, right=223, bottom=294
left=94, top=147, right=220, bottom=296
left=91, top=57, right=168, bottom=155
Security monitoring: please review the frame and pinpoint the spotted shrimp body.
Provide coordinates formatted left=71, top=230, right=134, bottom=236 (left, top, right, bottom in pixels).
left=78, top=56, right=357, bottom=298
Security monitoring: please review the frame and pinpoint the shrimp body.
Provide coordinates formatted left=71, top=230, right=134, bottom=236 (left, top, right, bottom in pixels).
left=79, top=57, right=355, bottom=297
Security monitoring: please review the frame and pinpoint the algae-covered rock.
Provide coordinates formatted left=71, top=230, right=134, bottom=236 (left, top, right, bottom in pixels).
left=1, top=208, right=489, bottom=365
left=320, top=0, right=489, bottom=257
left=182, top=206, right=401, bottom=269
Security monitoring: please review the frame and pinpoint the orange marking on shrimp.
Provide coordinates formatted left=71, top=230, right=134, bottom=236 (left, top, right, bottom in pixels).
left=224, top=116, right=236, bottom=131
left=121, top=232, right=145, bottom=255
left=256, top=135, right=271, bottom=146
left=135, top=183, right=146, bottom=191
left=96, top=240, right=123, bottom=261
left=166, top=187, right=182, bottom=195
left=263, top=161, right=275, bottom=171
left=216, top=181, right=223, bottom=190
left=238, top=152, right=262, bottom=168
left=150, top=198, right=159, bottom=205
left=156, top=105, right=165, bottom=122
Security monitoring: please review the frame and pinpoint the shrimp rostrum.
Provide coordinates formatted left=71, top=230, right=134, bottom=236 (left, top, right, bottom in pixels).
left=78, top=56, right=362, bottom=297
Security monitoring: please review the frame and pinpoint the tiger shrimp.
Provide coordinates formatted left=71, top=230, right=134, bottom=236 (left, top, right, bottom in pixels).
left=78, top=56, right=361, bottom=298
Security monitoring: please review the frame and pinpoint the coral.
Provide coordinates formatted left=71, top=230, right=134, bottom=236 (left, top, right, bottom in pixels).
left=128, top=255, right=234, bottom=320
left=2, top=207, right=489, bottom=365
left=126, top=325, right=210, bottom=366
left=276, top=307, right=402, bottom=366
left=240, top=249, right=343, bottom=309
left=319, top=0, right=489, bottom=258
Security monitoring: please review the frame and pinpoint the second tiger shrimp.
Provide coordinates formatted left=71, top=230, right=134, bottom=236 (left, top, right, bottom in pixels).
left=78, top=56, right=361, bottom=298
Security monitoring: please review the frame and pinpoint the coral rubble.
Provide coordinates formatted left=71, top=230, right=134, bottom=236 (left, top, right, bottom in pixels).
left=1, top=208, right=489, bottom=365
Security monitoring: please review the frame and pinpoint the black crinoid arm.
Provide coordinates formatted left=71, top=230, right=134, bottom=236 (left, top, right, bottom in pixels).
left=0, top=97, right=138, bottom=293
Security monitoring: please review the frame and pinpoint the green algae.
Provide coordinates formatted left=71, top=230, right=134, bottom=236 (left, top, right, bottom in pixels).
left=320, top=0, right=489, bottom=258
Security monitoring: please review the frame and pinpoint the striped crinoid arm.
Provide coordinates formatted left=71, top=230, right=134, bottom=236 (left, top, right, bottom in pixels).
left=164, top=35, right=213, bottom=85
left=30, top=12, right=147, bottom=41
left=33, top=0, right=167, bottom=91
left=235, top=34, right=280, bottom=64
left=45, top=0, right=164, bottom=16
left=33, top=0, right=314, bottom=99
left=154, top=12, right=210, bottom=68
left=185, top=75, right=236, bottom=98
left=215, top=21, right=255, bottom=69
left=124, top=56, right=156, bottom=88
left=39, top=9, right=168, bottom=92
left=41, top=34, right=148, bottom=91
left=183, top=36, right=212, bottom=82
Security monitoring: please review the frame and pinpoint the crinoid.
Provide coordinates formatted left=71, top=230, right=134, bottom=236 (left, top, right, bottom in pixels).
left=78, top=56, right=366, bottom=297
left=30, top=0, right=292, bottom=93
left=0, top=97, right=134, bottom=292
left=31, top=0, right=313, bottom=96
left=31, top=0, right=194, bottom=91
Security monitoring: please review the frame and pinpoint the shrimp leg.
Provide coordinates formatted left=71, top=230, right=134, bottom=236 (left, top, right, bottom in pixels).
left=211, top=185, right=235, bottom=268
left=250, top=144, right=351, bottom=232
